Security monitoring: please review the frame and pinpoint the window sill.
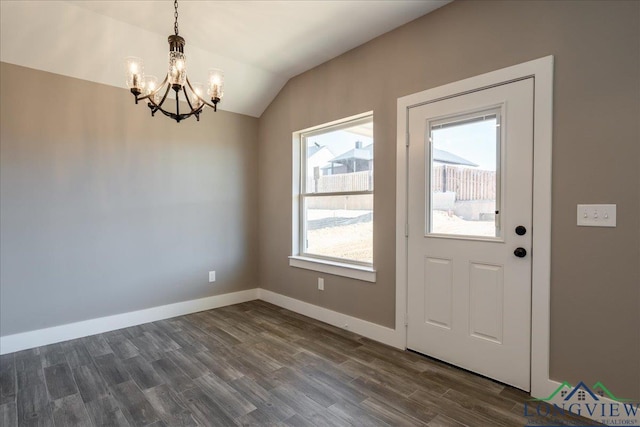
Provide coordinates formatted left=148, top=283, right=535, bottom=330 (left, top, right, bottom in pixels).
left=288, top=256, right=376, bottom=282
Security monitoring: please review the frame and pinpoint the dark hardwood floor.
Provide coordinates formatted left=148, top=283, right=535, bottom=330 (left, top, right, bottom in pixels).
left=0, top=300, right=600, bottom=426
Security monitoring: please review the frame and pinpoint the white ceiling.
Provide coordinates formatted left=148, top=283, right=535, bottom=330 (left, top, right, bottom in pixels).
left=0, top=0, right=449, bottom=117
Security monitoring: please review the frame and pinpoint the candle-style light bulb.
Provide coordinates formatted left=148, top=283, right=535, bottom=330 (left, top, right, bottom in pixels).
left=190, top=82, right=205, bottom=108
left=125, top=57, right=144, bottom=92
left=168, top=52, right=187, bottom=89
left=207, top=69, right=224, bottom=101
left=144, top=75, right=159, bottom=104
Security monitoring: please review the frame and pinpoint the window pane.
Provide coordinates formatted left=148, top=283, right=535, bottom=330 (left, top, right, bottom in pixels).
left=304, top=119, right=373, bottom=194
left=429, top=112, right=500, bottom=238
left=304, top=194, right=373, bottom=263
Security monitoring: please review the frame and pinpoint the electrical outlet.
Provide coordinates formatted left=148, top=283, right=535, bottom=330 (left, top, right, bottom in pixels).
left=209, top=271, right=216, bottom=282
left=577, top=204, right=616, bottom=227
left=318, top=277, right=324, bottom=291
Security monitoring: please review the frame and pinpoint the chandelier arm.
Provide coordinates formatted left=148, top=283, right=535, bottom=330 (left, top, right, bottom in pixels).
left=144, top=97, right=206, bottom=123
left=185, top=78, right=205, bottom=106
left=196, top=96, right=219, bottom=111
left=155, top=108, right=203, bottom=122
left=192, top=104, right=205, bottom=115
left=207, top=99, right=219, bottom=112
left=155, top=108, right=190, bottom=122
left=144, top=80, right=207, bottom=123
left=182, top=86, right=196, bottom=111
left=181, top=90, right=205, bottom=118
left=182, top=79, right=208, bottom=115
left=158, top=83, right=172, bottom=110
left=137, top=75, right=170, bottom=104
left=153, top=96, right=206, bottom=121
left=145, top=81, right=172, bottom=112
left=186, top=78, right=218, bottom=111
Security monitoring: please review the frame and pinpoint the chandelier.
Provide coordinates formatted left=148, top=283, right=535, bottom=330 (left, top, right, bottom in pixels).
left=125, top=0, right=224, bottom=123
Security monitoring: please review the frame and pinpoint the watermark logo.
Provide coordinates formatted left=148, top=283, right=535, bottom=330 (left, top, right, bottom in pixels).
left=524, top=381, right=639, bottom=426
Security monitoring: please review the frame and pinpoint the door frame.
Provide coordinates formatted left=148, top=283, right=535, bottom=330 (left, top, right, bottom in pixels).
left=395, top=56, right=553, bottom=399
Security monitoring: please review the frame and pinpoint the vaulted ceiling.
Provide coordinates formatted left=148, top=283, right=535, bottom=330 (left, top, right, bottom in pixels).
left=0, top=1, right=449, bottom=117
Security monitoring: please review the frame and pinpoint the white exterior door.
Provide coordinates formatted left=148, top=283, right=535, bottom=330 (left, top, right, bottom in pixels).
left=407, top=78, right=534, bottom=391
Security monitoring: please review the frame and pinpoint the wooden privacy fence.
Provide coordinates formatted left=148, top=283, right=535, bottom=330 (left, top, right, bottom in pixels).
left=432, top=165, right=496, bottom=201
left=307, top=167, right=494, bottom=201
left=308, top=170, right=373, bottom=193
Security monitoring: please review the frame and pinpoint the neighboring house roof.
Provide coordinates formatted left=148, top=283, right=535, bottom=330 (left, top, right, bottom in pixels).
left=323, top=145, right=476, bottom=168
left=308, top=145, right=334, bottom=161
left=433, top=148, right=478, bottom=167
left=308, top=145, right=322, bottom=157
left=327, top=144, right=373, bottom=163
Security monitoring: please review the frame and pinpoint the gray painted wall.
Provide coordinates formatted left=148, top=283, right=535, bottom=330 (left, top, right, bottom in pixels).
left=257, top=0, right=640, bottom=398
left=1, top=62, right=259, bottom=336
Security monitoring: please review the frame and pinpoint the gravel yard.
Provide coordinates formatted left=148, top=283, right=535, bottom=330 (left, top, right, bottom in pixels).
left=306, top=210, right=495, bottom=262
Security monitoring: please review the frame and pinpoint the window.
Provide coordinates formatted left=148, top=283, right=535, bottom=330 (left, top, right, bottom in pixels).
left=290, top=113, right=375, bottom=282
left=428, top=109, right=501, bottom=239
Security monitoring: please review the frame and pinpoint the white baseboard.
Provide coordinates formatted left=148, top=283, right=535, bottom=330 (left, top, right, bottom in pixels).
left=0, top=288, right=403, bottom=355
left=257, top=289, right=404, bottom=349
left=0, top=288, right=259, bottom=355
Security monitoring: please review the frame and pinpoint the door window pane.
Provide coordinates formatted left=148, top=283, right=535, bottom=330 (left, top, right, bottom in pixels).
left=428, top=110, right=501, bottom=238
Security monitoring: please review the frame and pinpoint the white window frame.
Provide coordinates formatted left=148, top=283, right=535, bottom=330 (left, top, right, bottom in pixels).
left=289, top=111, right=376, bottom=282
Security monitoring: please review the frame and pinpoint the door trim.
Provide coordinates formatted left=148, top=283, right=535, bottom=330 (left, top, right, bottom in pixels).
left=395, top=56, right=553, bottom=399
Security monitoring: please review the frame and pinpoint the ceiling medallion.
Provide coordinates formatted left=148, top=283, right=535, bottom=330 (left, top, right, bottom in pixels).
left=125, top=0, right=224, bottom=123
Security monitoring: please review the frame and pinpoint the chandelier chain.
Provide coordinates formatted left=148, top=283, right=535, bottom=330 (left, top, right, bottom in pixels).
left=174, top=0, right=179, bottom=36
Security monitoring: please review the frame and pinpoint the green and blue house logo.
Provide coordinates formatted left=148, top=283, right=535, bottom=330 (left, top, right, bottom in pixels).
left=524, top=381, right=639, bottom=426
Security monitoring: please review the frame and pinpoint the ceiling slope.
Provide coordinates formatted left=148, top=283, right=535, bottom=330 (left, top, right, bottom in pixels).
left=0, top=1, right=449, bottom=117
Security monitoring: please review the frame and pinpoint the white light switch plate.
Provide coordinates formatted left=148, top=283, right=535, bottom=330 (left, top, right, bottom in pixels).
left=209, top=271, right=216, bottom=282
left=577, top=204, right=616, bottom=227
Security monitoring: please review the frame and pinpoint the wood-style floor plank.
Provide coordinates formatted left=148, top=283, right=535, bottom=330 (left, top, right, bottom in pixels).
left=150, top=358, right=194, bottom=394
left=63, top=340, right=93, bottom=369
left=43, top=363, right=77, bottom=400
left=327, top=398, right=389, bottom=426
left=0, top=353, right=16, bottom=406
left=111, top=380, right=160, bottom=426
left=39, top=344, right=67, bottom=369
left=16, top=381, right=53, bottom=427
left=194, top=373, right=257, bottom=419
left=143, top=384, right=199, bottom=427
left=73, top=364, right=110, bottom=404
left=124, top=356, right=164, bottom=391
left=93, top=354, right=130, bottom=386
left=228, top=375, right=296, bottom=423
left=179, top=385, right=238, bottom=427
left=428, top=413, right=467, bottom=427
left=361, top=396, right=429, bottom=427
left=14, top=354, right=42, bottom=392
left=105, top=334, right=141, bottom=361
left=84, top=395, right=130, bottom=427
left=163, top=349, right=210, bottom=380
left=0, top=300, right=603, bottom=426
left=81, top=335, right=113, bottom=358
left=50, top=393, right=92, bottom=427
left=0, top=401, right=18, bottom=427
